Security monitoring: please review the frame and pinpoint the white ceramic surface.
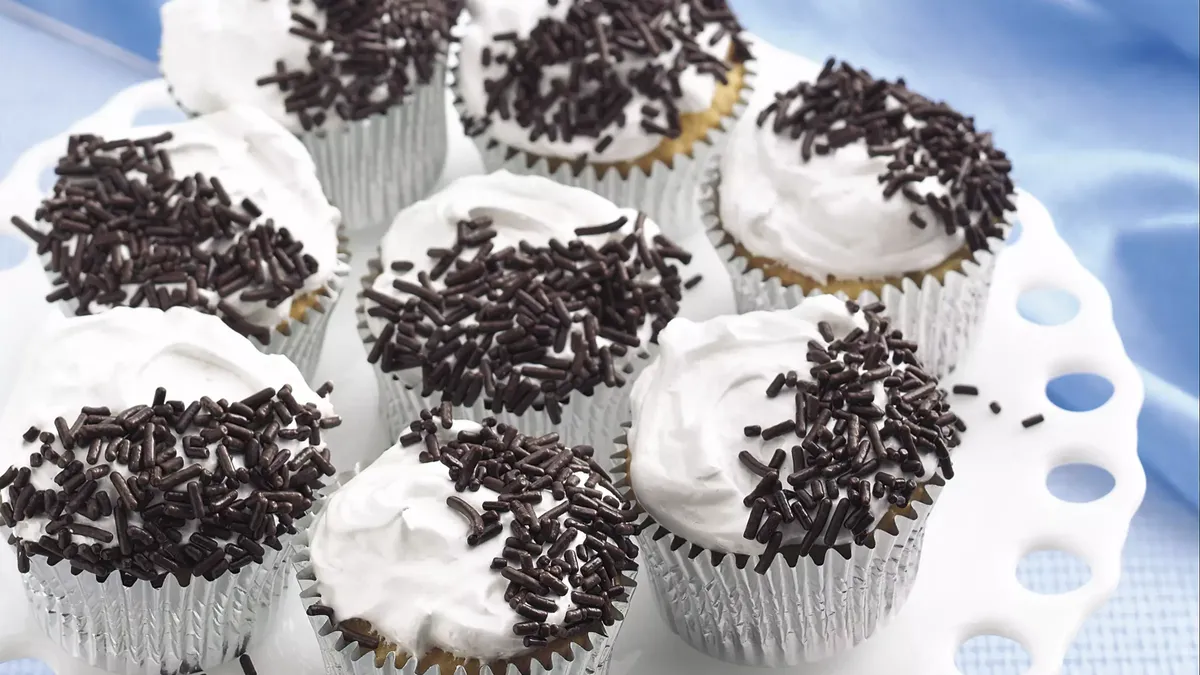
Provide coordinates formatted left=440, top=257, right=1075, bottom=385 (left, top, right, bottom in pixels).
left=0, top=39, right=1144, bottom=675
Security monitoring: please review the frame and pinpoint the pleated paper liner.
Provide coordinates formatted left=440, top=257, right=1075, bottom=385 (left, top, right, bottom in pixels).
left=448, top=45, right=756, bottom=244
left=165, top=55, right=450, bottom=233
left=293, top=475, right=639, bottom=675
left=20, top=533, right=294, bottom=675
left=356, top=255, right=653, bottom=452
left=700, top=162, right=1005, bottom=379
left=610, top=433, right=943, bottom=667
left=36, top=225, right=351, bottom=385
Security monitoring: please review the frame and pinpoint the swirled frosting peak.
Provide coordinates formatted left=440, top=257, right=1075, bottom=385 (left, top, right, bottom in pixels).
left=459, top=0, right=748, bottom=162
left=9, top=107, right=341, bottom=336
left=161, top=0, right=461, bottom=132
left=0, top=307, right=336, bottom=581
left=363, top=171, right=700, bottom=418
left=310, top=409, right=637, bottom=660
left=629, top=296, right=961, bottom=561
left=719, top=58, right=1014, bottom=283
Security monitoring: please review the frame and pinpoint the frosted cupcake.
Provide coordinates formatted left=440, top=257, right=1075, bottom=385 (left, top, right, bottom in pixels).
left=0, top=307, right=339, bottom=674
left=7, top=107, right=348, bottom=381
left=454, top=0, right=753, bottom=242
left=358, top=171, right=702, bottom=450
left=296, top=408, right=638, bottom=675
left=161, top=0, right=463, bottom=230
left=618, top=296, right=960, bottom=666
left=704, top=58, right=1015, bottom=376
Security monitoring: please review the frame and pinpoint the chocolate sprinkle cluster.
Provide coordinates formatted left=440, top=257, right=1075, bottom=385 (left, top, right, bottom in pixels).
left=310, top=405, right=636, bottom=651
left=0, top=385, right=338, bottom=584
left=737, top=301, right=961, bottom=572
left=756, top=59, right=1015, bottom=252
left=256, top=0, right=463, bottom=131
left=9, top=132, right=320, bottom=344
left=364, top=214, right=698, bottom=421
left=463, top=0, right=749, bottom=153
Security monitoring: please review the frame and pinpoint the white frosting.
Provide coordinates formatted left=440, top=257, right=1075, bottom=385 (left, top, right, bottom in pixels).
left=0, top=307, right=333, bottom=544
left=369, top=171, right=685, bottom=386
left=627, top=296, right=936, bottom=555
left=718, top=97, right=967, bottom=283
left=161, top=0, right=317, bottom=134
left=69, top=107, right=341, bottom=328
left=459, top=0, right=735, bottom=162
left=310, top=421, right=610, bottom=660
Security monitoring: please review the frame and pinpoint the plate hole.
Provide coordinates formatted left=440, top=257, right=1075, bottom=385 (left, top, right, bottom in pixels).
left=133, top=106, right=189, bottom=127
left=1046, top=373, right=1113, bottom=411
left=0, top=233, right=29, bottom=271
left=955, top=634, right=1031, bottom=674
left=1047, top=463, right=1115, bottom=503
left=1017, top=287, right=1080, bottom=325
left=1017, top=549, right=1092, bottom=594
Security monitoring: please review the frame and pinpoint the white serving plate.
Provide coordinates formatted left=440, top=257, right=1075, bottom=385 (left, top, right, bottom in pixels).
left=0, top=39, right=1144, bottom=675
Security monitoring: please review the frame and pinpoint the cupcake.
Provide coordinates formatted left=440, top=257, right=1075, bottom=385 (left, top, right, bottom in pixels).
left=704, top=58, right=1014, bottom=376
left=454, top=0, right=753, bottom=242
left=0, top=306, right=339, bottom=674
left=160, top=0, right=463, bottom=231
left=358, top=171, right=702, bottom=451
left=616, top=295, right=960, bottom=666
left=295, top=408, right=638, bottom=675
left=6, top=107, right=349, bottom=381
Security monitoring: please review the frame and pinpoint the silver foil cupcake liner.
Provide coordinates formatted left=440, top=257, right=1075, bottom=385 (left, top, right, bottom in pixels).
left=19, top=535, right=294, bottom=675
left=611, top=437, right=942, bottom=667
left=37, top=227, right=351, bottom=385
left=293, top=474, right=638, bottom=675
left=700, top=162, right=1003, bottom=378
left=449, top=52, right=755, bottom=243
left=300, top=57, right=449, bottom=233
left=356, top=256, right=652, bottom=453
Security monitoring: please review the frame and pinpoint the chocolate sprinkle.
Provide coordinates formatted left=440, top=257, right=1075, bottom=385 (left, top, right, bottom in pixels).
left=462, top=0, right=749, bottom=156
left=756, top=58, right=1014, bottom=253
left=989, top=401, right=1002, bottom=414
left=13, top=132, right=321, bottom=344
left=736, top=301, right=961, bottom=561
left=1021, top=414, right=1044, bottom=429
left=0, top=386, right=335, bottom=583
left=257, top=0, right=463, bottom=131
left=365, top=214, right=694, bottom=421
left=326, top=408, right=636, bottom=652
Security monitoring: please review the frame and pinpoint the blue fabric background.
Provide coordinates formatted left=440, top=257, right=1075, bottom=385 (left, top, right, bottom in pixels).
left=0, top=1, right=1195, bottom=673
